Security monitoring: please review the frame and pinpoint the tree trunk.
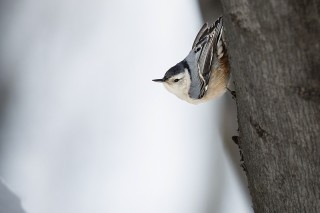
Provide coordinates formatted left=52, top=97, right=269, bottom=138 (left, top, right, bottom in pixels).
left=219, top=0, right=320, bottom=212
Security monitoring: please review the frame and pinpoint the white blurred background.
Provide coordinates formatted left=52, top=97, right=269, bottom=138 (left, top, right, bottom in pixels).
left=0, top=0, right=252, bottom=212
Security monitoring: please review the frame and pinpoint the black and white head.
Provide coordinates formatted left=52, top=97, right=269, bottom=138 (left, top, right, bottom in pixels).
left=152, top=61, right=192, bottom=101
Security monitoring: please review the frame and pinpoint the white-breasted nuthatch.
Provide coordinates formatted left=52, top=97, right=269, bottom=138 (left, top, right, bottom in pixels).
left=153, top=17, right=229, bottom=104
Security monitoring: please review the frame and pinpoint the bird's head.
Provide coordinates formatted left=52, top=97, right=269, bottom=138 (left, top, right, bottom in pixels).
left=153, top=62, right=191, bottom=100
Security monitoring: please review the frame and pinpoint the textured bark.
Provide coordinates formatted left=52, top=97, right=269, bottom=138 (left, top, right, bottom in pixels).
left=219, top=0, right=320, bottom=212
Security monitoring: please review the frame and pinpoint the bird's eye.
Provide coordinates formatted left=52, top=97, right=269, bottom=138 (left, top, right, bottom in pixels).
left=174, top=79, right=180, bottom=82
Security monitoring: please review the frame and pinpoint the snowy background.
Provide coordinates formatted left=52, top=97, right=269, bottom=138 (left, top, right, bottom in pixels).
left=0, top=0, right=252, bottom=212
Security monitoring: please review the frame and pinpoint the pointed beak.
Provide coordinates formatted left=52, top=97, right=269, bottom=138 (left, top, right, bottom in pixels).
left=152, top=78, right=164, bottom=82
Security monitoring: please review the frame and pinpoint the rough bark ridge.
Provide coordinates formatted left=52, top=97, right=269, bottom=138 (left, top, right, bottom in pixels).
left=220, top=0, right=320, bottom=212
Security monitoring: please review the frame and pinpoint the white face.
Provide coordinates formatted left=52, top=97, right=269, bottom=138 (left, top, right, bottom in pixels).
left=163, top=69, right=191, bottom=101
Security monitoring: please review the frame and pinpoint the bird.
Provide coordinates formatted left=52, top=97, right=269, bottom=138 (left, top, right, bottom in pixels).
left=152, top=17, right=230, bottom=104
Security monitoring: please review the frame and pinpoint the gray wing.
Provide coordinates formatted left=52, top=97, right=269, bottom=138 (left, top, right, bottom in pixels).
left=187, top=17, right=224, bottom=99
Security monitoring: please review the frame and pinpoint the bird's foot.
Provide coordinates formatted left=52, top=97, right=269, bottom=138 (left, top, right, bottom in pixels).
left=227, top=88, right=236, bottom=99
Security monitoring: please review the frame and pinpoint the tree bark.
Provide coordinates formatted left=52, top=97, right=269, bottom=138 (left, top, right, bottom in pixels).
left=219, top=0, right=320, bottom=212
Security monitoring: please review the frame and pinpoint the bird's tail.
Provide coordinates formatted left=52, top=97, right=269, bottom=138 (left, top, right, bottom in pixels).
left=213, top=17, right=226, bottom=59
left=211, top=16, right=223, bottom=47
left=192, top=16, right=224, bottom=49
